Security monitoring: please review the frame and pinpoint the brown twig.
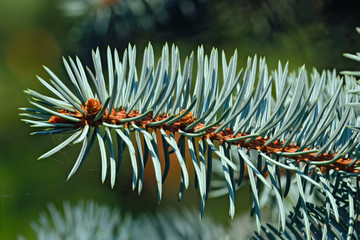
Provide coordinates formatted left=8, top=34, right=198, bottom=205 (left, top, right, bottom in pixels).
left=49, top=98, right=360, bottom=174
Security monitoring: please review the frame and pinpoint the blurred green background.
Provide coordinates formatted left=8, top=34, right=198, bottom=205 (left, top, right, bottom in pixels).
left=1, top=0, right=360, bottom=238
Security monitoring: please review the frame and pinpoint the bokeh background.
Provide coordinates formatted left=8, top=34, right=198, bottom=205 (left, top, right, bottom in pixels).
left=1, top=0, right=360, bottom=238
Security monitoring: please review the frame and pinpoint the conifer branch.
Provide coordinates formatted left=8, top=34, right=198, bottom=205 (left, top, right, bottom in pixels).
left=21, top=42, right=360, bottom=235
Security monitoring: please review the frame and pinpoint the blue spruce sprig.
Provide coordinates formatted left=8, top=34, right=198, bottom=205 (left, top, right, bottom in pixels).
left=20, top=42, right=360, bottom=237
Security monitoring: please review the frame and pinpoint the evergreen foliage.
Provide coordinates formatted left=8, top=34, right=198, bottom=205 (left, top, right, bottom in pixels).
left=21, top=38, right=360, bottom=238
left=20, top=201, right=227, bottom=240
left=252, top=177, right=360, bottom=239
left=60, top=0, right=209, bottom=49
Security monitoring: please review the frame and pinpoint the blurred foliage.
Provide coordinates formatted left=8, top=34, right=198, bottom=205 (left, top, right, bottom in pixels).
left=0, top=0, right=360, bottom=239
left=60, top=0, right=210, bottom=54
left=20, top=200, right=228, bottom=240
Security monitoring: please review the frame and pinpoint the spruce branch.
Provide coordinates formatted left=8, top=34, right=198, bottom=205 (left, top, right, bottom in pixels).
left=251, top=176, right=360, bottom=240
left=21, top=43, right=360, bottom=235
